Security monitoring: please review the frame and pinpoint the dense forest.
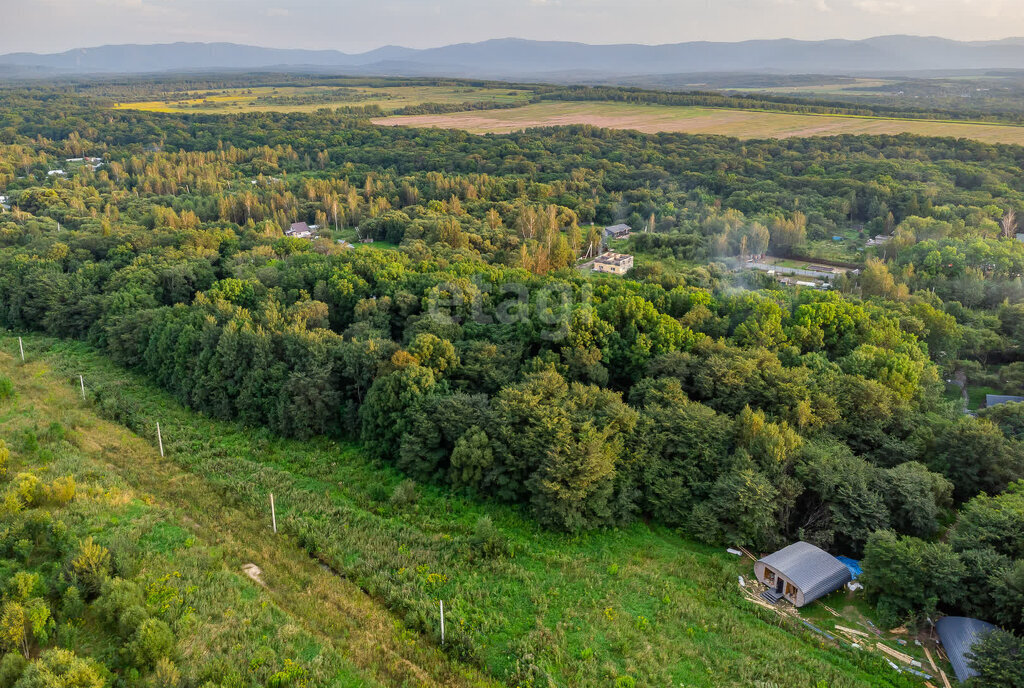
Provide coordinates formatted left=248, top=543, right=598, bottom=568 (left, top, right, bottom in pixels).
left=0, top=78, right=1023, bottom=685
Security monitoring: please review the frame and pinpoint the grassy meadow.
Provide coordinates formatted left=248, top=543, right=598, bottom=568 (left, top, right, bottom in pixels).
left=373, top=100, right=1024, bottom=144
left=112, top=85, right=532, bottom=114
left=0, top=335, right=925, bottom=688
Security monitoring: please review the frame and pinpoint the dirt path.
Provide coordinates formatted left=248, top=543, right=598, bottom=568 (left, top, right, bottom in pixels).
left=953, top=369, right=970, bottom=412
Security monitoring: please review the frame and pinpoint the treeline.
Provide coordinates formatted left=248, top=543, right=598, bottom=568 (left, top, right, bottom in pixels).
left=537, top=84, right=1024, bottom=124
left=392, top=100, right=530, bottom=115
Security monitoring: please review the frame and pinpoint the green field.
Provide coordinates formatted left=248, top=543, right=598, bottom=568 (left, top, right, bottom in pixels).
left=1, top=335, right=922, bottom=687
left=374, top=100, right=1024, bottom=144
left=113, top=84, right=532, bottom=114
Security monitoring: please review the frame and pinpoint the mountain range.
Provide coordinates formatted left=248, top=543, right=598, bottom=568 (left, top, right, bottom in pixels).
left=4, top=36, right=1024, bottom=79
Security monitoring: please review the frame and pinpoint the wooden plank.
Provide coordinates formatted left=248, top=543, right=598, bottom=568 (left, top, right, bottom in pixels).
left=877, top=643, right=914, bottom=665
left=939, top=669, right=952, bottom=688
left=836, top=625, right=870, bottom=638
left=737, top=545, right=757, bottom=561
left=821, top=603, right=840, bottom=617
left=923, top=646, right=938, bottom=672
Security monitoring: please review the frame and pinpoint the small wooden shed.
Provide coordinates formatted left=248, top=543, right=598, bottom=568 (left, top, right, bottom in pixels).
left=754, top=541, right=852, bottom=607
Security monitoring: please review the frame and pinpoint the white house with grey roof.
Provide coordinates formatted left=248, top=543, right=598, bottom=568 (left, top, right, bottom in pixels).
left=754, top=541, right=852, bottom=607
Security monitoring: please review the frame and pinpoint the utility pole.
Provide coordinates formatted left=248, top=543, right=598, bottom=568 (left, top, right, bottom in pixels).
left=79, top=375, right=85, bottom=400
left=18, top=337, right=24, bottom=362
left=156, top=422, right=164, bottom=457
left=440, top=600, right=445, bottom=646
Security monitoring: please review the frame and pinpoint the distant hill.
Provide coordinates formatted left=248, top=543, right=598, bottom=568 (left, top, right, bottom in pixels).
left=4, top=36, right=1024, bottom=78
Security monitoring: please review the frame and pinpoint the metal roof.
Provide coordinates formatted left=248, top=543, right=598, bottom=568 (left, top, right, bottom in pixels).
left=757, top=541, right=852, bottom=604
left=936, top=616, right=998, bottom=683
left=986, top=394, right=1024, bottom=407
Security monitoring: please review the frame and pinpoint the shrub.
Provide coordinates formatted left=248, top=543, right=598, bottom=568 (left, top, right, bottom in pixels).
left=125, top=617, right=175, bottom=669
left=43, top=476, right=75, bottom=507
left=469, top=516, right=512, bottom=560
left=70, top=538, right=112, bottom=598
left=150, top=657, right=181, bottom=688
left=0, top=652, right=27, bottom=688
left=10, top=474, right=42, bottom=509
left=0, top=441, right=8, bottom=482
left=389, top=479, right=419, bottom=509
left=0, top=375, right=13, bottom=402
left=13, top=648, right=104, bottom=688
left=60, top=587, right=84, bottom=620
left=118, top=606, right=149, bottom=639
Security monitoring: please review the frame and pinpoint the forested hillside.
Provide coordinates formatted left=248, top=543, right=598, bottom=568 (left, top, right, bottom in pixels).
left=0, top=78, right=1023, bottom=686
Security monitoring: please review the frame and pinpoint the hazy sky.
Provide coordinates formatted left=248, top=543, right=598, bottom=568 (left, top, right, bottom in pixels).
left=5, top=0, right=1024, bottom=53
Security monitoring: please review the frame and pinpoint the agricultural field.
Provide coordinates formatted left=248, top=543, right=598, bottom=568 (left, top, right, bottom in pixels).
left=0, top=335, right=919, bottom=688
left=113, top=84, right=532, bottom=114
left=373, top=100, right=1024, bottom=143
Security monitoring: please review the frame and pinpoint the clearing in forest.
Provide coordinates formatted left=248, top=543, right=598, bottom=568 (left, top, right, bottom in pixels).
left=372, top=100, right=1024, bottom=144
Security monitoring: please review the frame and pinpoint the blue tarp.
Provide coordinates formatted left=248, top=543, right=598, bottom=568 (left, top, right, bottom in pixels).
left=835, top=556, right=862, bottom=580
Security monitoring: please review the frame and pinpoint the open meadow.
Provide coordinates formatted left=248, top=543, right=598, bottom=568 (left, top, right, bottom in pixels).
left=373, top=100, right=1024, bottom=143
left=112, top=84, right=532, bottom=114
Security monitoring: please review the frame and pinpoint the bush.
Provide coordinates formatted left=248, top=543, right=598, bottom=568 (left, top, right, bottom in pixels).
left=469, top=516, right=512, bottom=560
left=70, top=538, right=112, bottom=598
left=150, top=657, right=181, bottom=688
left=60, top=587, right=84, bottom=620
left=125, top=617, right=174, bottom=669
left=0, top=652, right=27, bottom=688
left=0, top=376, right=13, bottom=402
left=0, top=441, right=8, bottom=481
left=13, top=648, right=104, bottom=688
left=94, top=578, right=144, bottom=627
left=389, top=479, right=419, bottom=509
left=43, top=476, right=75, bottom=507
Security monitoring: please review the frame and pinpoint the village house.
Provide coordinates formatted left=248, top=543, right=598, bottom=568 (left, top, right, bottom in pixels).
left=603, top=223, right=631, bottom=240
left=754, top=541, right=853, bottom=607
left=592, top=252, right=634, bottom=275
left=286, top=221, right=315, bottom=239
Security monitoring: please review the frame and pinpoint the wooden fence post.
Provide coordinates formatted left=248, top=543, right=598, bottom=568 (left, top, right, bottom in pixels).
left=270, top=493, right=277, bottom=534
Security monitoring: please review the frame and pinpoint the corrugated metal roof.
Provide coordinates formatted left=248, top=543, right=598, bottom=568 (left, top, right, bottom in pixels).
left=986, top=394, right=1024, bottom=407
left=757, top=541, right=852, bottom=604
left=936, top=616, right=998, bottom=683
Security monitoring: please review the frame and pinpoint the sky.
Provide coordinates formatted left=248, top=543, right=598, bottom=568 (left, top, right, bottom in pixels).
left=4, top=0, right=1024, bottom=54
